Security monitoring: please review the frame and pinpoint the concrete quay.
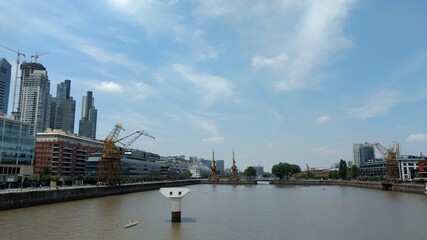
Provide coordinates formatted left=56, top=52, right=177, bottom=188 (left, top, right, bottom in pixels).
left=0, top=180, right=201, bottom=211
left=201, top=179, right=256, bottom=185
left=271, top=179, right=427, bottom=194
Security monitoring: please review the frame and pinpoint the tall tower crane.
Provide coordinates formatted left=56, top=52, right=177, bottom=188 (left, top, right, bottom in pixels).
left=0, top=43, right=26, bottom=112
left=97, top=124, right=155, bottom=185
left=371, top=142, right=399, bottom=180
left=31, top=52, right=49, bottom=63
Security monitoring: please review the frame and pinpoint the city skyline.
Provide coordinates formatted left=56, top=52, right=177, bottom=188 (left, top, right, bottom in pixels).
left=0, top=0, right=426, bottom=171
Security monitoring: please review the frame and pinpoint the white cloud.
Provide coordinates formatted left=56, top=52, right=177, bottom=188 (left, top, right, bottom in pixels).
left=312, top=146, right=339, bottom=155
left=406, top=134, right=427, bottom=142
left=252, top=53, right=288, bottom=72
left=94, top=81, right=124, bottom=92
left=345, top=91, right=402, bottom=120
left=172, top=64, right=234, bottom=104
left=107, top=0, right=216, bottom=60
left=274, top=0, right=354, bottom=91
left=317, top=115, right=330, bottom=123
left=272, top=110, right=284, bottom=123
left=132, top=82, right=155, bottom=100
left=202, top=136, right=224, bottom=143
left=185, top=112, right=224, bottom=143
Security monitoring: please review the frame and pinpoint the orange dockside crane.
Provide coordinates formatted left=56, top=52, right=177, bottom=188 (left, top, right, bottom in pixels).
left=97, top=124, right=154, bottom=185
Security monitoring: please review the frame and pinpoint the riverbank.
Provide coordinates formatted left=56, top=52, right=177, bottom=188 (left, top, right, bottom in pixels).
left=201, top=179, right=256, bottom=184
left=271, top=179, right=427, bottom=194
left=0, top=180, right=201, bottom=211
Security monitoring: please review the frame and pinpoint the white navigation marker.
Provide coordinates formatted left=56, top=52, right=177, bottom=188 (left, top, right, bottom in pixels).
left=159, top=187, right=191, bottom=222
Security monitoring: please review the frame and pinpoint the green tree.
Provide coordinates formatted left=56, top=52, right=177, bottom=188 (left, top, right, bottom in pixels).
left=272, top=162, right=301, bottom=179
left=263, top=172, right=274, bottom=178
left=329, top=170, right=340, bottom=179
left=339, top=159, right=348, bottom=180
left=244, top=166, right=257, bottom=179
left=350, top=165, right=360, bottom=179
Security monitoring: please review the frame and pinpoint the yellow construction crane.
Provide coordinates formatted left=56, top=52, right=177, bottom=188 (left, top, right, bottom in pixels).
left=31, top=52, right=49, bottom=63
left=0, top=43, right=26, bottom=112
left=97, top=124, right=155, bottom=185
left=371, top=142, right=399, bottom=180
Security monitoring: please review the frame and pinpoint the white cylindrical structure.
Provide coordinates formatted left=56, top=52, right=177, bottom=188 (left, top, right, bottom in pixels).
left=160, top=188, right=190, bottom=222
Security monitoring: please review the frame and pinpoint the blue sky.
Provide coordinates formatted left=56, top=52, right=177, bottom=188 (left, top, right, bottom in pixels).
left=1, top=0, right=426, bottom=172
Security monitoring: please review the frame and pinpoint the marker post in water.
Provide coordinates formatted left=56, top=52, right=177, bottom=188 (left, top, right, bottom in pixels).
left=159, top=187, right=190, bottom=222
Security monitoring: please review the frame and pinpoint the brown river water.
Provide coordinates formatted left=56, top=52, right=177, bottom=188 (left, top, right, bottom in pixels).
left=1, top=184, right=427, bottom=240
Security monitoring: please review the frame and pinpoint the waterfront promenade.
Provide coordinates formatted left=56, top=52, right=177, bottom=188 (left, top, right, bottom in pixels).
left=0, top=180, right=201, bottom=211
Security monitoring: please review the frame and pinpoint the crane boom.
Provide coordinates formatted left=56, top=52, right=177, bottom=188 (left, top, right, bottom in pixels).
left=370, top=142, right=399, bottom=180
left=372, top=142, right=390, bottom=158
left=120, top=130, right=155, bottom=149
left=31, top=52, right=49, bottom=63
left=98, top=124, right=155, bottom=185
left=0, top=43, right=26, bottom=112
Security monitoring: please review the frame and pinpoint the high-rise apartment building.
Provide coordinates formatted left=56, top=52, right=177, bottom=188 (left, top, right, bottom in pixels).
left=78, top=91, right=97, bottom=139
left=353, top=143, right=375, bottom=167
left=0, top=58, right=11, bottom=115
left=50, top=80, right=76, bottom=133
left=15, top=62, right=51, bottom=135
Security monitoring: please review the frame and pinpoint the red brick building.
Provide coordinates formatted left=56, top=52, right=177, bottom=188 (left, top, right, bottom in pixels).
left=418, top=158, right=427, bottom=173
left=35, top=129, right=102, bottom=178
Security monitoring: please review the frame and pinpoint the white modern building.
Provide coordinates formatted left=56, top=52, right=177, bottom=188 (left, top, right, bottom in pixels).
left=397, top=155, right=423, bottom=181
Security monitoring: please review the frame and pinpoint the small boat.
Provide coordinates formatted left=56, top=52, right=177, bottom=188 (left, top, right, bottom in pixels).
left=124, top=221, right=138, bottom=228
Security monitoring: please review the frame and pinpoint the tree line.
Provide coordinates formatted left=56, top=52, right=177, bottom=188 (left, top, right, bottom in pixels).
left=243, top=160, right=360, bottom=180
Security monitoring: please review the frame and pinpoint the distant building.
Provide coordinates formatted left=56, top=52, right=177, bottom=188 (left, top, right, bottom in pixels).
left=0, top=58, right=11, bottom=115
left=353, top=143, right=375, bottom=167
left=360, top=155, right=424, bottom=181
left=252, top=165, right=264, bottom=177
left=158, top=155, right=189, bottom=176
left=15, top=62, right=51, bottom=134
left=78, top=91, right=97, bottom=139
left=189, top=156, right=198, bottom=163
left=35, top=129, right=102, bottom=178
left=397, top=155, right=423, bottom=181
left=85, top=149, right=160, bottom=177
left=0, top=116, right=35, bottom=185
left=360, top=159, right=386, bottom=178
left=50, top=80, right=76, bottom=133
left=216, top=160, right=224, bottom=174
left=189, top=163, right=211, bottom=178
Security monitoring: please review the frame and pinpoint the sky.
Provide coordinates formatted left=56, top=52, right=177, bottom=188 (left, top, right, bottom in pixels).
left=0, top=0, right=426, bottom=172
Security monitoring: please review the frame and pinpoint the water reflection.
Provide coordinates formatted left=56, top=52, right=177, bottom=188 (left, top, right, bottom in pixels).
left=169, top=223, right=182, bottom=240
left=168, top=219, right=195, bottom=240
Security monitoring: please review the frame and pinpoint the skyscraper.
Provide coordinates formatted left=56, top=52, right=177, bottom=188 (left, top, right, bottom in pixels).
left=353, top=143, right=375, bottom=167
left=0, top=58, right=11, bottom=115
left=79, top=91, right=97, bottom=139
left=50, top=80, right=76, bottom=133
left=16, top=62, right=51, bottom=134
